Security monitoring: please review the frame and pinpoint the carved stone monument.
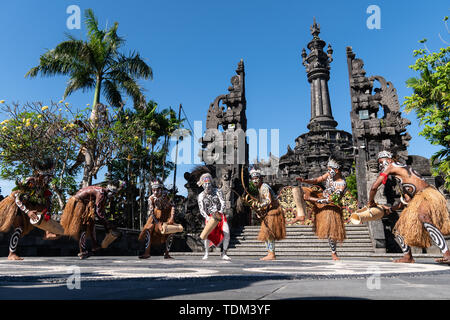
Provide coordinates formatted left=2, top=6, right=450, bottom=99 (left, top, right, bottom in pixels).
left=346, top=46, right=412, bottom=207
left=262, top=19, right=354, bottom=190
left=184, top=60, right=250, bottom=227
left=346, top=46, right=413, bottom=250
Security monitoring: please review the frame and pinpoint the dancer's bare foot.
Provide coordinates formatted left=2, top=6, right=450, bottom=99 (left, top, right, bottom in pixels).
left=78, top=252, right=91, bottom=260
left=331, top=253, right=340, bottom=261
left=139, top=254, right=151, bottom=259
left=260, top=252, right=276, bottom=261
left=8, top=252, right=23, bottom=261
left=393, top=255, right=415, bottom=263
left=435, top=252, right=450, bottom=264
left=288, top=216, right=305, bottom=225
left=43, top=231, right=60, bottom=240
left=164, top=253, right=174, bottom=259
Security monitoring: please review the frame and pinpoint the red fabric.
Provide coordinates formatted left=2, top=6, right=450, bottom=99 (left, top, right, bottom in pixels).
left=44, top=190, right=52, bottom=198
left=41, top=208, right=50, bottom=221
left=380, top=172, right=388, bottom=185
left=206, top=213, right=227, bottom=247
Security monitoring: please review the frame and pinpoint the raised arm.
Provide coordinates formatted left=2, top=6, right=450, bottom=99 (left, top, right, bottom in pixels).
left=14, top=192, right=38, bottom=221
left=297, top=172, right=329, bottom=185
left=95, top=190, right=107, bottom=218
left=368, top=164, right=393, bottom=206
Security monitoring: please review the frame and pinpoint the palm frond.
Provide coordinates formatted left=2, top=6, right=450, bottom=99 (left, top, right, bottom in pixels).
left=119, top=79, right=145, bottom=106
left=102, top=79, right=123, bottom=107
left=84, top=9, right=104, bottom=41
left=64, top=69, right=96, bottom=98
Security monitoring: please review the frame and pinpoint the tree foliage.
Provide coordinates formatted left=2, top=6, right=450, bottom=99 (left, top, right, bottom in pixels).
left=0, top=101, right=81, bottom=209
left=25, top=8, right=152, bottom=187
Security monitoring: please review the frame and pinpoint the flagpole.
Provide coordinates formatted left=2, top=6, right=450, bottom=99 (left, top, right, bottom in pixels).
left=172, top=103, right=182, bottom=196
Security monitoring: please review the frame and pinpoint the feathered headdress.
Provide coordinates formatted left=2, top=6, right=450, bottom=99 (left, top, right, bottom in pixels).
left=197, top=173, right=212, bottom=187
left=151, top=179, right=163, bottom=189
left=327, top=159, right=340, bottom=169
left=377, top=150, right=393, bottom=160
left=249, top=168, right=262, bottom=178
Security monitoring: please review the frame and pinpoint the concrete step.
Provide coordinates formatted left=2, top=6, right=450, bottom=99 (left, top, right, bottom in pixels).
left=233, top=233, right=371, bottom=238
left=230, top=239, right=372, bottom=244
left=229, top=243, right=374, bottom=248
left=225, top=224, right=374, bottom=258
left=171, top=251, right=385, bottom=257
left=234, top=227, right=369, bottom=231
left=231, top=233, right=370, bottom=240
left=225, top=247, right=374, bottom=252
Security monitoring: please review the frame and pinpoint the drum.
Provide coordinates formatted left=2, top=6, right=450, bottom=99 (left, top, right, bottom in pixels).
left=292, top=186, right=307, bottom=218
left=350, top=205, right=385, bottom=224
left=101, top=230, right=121, bottom=248
left=32, top=215, right=65, bottom=235
left=302, top=186, right=328, bottom=209
left=160, top=223, right=184, bottom=235
left=200, top=212, right=222, bottom=240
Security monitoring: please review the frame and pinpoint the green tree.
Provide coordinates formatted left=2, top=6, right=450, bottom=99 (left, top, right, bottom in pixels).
left=0, top=101, right=81, bottom=210
left=25, top=9, right=152, bottom=186
left=404, top=23, right=450, bottom=190
left=106, top=101, right=185, bottom=228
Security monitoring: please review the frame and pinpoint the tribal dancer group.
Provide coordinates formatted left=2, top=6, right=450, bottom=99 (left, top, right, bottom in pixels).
left=0, top=151, right=449, bottom=265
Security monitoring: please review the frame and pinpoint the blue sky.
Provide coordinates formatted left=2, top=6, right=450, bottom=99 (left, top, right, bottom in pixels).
left=0, top=0, right=449, bottom=196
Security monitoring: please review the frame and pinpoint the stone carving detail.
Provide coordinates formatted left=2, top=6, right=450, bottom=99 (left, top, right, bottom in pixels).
left=346, top=46, right=411, bottom=206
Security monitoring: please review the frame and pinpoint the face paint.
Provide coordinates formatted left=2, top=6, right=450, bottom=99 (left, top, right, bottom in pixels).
left=203, top=182, right=212, bottom=194
left=328, top=168, right=336, bottom=178
left=251, top=177, right=261, bottom=187
left=379, top=159, right=390, bottom=172
left=152, top=187, right=162, bottom=197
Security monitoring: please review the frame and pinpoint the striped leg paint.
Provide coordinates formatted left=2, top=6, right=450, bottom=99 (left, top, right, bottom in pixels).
left=396, top=234, right=411, bottom=254
left=165, top=234, right=173, bottom=252
left=328, top=238, right=337, bottom=254
left=144, top=230, right=151, bottom=250
left=423, top=222, right=449, bottom=254
left=9, top=227, right=22, bottom=253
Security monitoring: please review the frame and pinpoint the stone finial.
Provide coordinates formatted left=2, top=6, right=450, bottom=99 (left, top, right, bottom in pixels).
left=327, top=44, right=333, bottom=62
left=310, top=17, right=321, bottom=39
left=301, top=48, right=307, bottom=66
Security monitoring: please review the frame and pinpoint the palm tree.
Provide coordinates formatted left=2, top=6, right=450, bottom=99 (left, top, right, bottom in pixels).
left=25, top=8, right=152, bottom=125
left=25, top=9, right=152, bottom=186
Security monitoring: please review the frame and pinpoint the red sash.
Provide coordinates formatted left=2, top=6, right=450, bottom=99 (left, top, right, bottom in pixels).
left=206, top=213, right=227, bottom=247
left=380, top=172, right=388, bottom=185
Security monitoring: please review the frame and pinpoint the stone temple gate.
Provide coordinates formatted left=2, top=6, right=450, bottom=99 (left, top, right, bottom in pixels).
left=183, top=19, right=448, bottom=253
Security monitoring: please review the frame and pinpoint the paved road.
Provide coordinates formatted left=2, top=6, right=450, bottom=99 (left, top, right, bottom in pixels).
left=1, top=256, right=450, bottom=300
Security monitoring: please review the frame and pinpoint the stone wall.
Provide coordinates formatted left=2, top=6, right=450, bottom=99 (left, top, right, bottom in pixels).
left=0, top=225, right=195, bottom=257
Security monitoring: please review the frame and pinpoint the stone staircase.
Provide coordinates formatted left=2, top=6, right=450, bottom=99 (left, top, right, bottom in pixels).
left=172, top=224, right=376, bottom=258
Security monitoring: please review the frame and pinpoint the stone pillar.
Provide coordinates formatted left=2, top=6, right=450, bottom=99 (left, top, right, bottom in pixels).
left=302, top=19, right=337, bottom=130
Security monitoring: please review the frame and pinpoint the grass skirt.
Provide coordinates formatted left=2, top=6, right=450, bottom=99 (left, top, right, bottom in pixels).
left=394, top=187, right=450, bottom=248
left=257, top=205, right=286, bottom=242
left=0, top=193, right=34, bottom=236
left=312, top=204, right=346, bottom=242
left=60, top=197, right=95, bottom=240
left=138, top=208, right=172, bottom=245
